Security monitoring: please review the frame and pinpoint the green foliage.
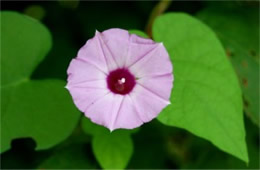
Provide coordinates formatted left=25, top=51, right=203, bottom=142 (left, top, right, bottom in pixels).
left=127, top=120, right=169, bottom=169
left=92, top=130, right=133, bottom=169
left=182, top=118, right=259, bottom=169
left=129, top=29, right=149, bottom=38
left=153, top=13, right=248, bottom=162
left=1, top=11, right=51, bottom=86
left=81, top=117, right=110, bottom=136
left=1, top=11, right=80, bottom=153
left=197, top=6, right=259, bottom=127
left=1, top=1, right=258, bottom=169
left=38, top=142, right=97, bottom=169
left=81, top=117, right=136, bottom=169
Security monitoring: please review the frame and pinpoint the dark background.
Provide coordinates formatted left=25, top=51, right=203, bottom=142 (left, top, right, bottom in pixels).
left=1, top=1, right=259, bottom=169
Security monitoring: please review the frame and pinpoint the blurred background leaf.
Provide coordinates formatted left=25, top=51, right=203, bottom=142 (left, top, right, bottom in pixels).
left=81, top=117, right=110, bottom=136
left=37, top=126, right=98, bottom=169
left=129, top=29, right=149, bottom=38
left=127, top=120, right=176, bottom=169
left=1, top=12, right=80, bottom=153
left=181, top=116, right=259, bottom=169
left=81, top=117, right=138, bottom=168
left=92, top=130, right=133, bottom=169
left=1, top=11, right=51, bottom=86
left=38, top=142, right=97, bottom=169
left=196, top=3, right=259, bottom=127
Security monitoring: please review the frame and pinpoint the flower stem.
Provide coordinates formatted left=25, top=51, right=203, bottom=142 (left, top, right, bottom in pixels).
left=145, top=0, right=172, bottom=38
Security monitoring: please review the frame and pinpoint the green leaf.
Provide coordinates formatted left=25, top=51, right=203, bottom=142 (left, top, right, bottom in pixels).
left=81, top=117, right=110, bottom=136
left=129, top=29, right=149, bottom=38
left=153, top=13, right=248, bottom=162
left=1, top=11, right=80, bottom=153
left=197, top=7, right=259, bottom=127
left=1, top=11, right=51, bottom=86
left=92, top=130, right=133, bottom=169
left=38, top=142, right=98, bottom=169
left=81, top=117, right=137, bottom=169
left=1, top=80, right=80, bottom=153
left=182, top=118, right=259, bottom=169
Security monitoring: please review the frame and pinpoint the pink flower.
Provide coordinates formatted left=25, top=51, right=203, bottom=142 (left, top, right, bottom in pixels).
left=66, top=28, right=173, bottom=131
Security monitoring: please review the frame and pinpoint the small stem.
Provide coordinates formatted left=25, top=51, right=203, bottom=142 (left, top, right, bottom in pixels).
left=145, top=0, right=172, bottom=38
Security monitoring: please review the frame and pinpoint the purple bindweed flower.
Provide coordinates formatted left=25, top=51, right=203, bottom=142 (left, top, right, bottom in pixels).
left=66, top=28, right=173, bottom=131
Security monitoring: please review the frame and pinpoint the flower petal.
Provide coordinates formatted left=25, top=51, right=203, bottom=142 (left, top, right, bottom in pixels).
left=129, top=43, right=172, bottom=78
left=130, top=34, right=155, bottom=44
left=101, top=29, right=130, bottom=65
left=67, top=58, right=109, bottom=113
left=111, top=95, right=143, bottom=130
left=84, top=93, right=124, bottom=131
left=68, top=80, right=107, bottom=89
left=124, top=34, right=158, bottom=68
left=67, top=58, right=106, bottom=86
left=67, top=87, right=109, bottom=113
left=129, top=84, right=170, bottom=122
left=77, top=36, right=109, bottom=74
left=97, top=29, right=130, bottom=70
left=137, top=73, right=173, bottom=100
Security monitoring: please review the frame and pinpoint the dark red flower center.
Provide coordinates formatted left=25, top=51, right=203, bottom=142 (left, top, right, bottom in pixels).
left=107, top=68, right=136, bottom=95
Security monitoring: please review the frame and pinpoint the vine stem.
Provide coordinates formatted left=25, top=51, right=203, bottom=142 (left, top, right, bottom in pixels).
left=145, top=0, right=172, bottom=38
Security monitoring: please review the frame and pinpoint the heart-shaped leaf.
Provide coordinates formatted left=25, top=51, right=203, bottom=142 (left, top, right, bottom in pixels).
left=81, top=117, right=136, bottom=169
left=1, top=11, right=80, bottom=153
left=92, top=130, right=133, bottom=169
left=153, top=13, right=248, bottom=163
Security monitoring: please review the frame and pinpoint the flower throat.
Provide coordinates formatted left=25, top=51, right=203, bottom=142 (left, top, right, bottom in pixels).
left=106, top=68, right=136, bottom=95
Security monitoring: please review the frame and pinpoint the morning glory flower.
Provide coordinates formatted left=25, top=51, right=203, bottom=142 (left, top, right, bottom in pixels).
left=66, top=28, right=173, bottom=131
